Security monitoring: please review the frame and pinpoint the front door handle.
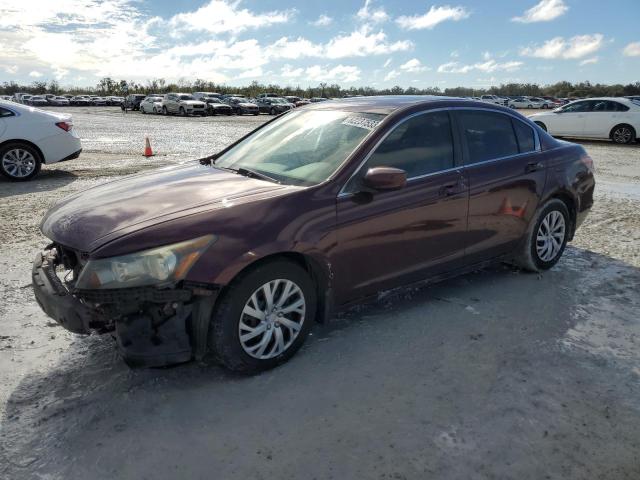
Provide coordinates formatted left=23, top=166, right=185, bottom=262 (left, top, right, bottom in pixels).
left=525, top=161, right=544, bottom=173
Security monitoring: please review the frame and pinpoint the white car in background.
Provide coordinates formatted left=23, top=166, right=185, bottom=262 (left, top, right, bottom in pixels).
left=0, top=100, right=82, bottom=181
left=530, top=97, right=640, bottom=144
left=480, top=95, right=507, bottom=106
left=509, top=96, right=544, bottom=109
left=139, top=96, right=164, bottom=114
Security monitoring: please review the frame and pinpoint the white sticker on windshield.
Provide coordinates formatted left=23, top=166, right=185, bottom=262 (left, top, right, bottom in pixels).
left=341, top=116, right=381, bottom=131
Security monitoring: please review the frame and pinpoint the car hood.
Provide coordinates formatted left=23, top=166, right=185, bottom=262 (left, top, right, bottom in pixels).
left=182, top=100, right=205, bottom=106
left=238, top=102, right=257, bottom=107
left=41, top=164, right=294, bottom=253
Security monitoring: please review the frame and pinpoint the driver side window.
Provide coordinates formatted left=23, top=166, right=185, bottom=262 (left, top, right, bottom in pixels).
left=361, top=111, right=454, bottom=179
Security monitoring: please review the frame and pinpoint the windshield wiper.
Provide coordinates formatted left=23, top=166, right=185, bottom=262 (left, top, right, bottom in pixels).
left=237, top=167, right=280, bottom=184
left=214, top=165, right=280, bottom=184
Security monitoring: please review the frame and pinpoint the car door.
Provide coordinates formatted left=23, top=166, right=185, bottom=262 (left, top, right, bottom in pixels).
left=548, top=100, right=593, bottom=136
left=333, top=110, right=469, bottom=302
left=0, top=107, right=11, bottom=137
left=454, top=109, right=547, bottom=263
left=583, top=100, right=627, bottom=138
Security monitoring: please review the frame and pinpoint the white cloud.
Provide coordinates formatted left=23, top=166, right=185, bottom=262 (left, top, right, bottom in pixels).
left=520, top=34, right=604, bottom=59
left=396, top=5, right=469, bottom=30
left=237, top=67, right=264, bottom=79
left=167, top=1, right=294, bottom=35
left=29, top=70, right=43, bottom=77
left=281, top=65, right=304, bottom=78
left=399, top=58, right=428, bottom=72
left=512, top=0, right=568, bottom=23
left=1, top=64, right=18, bottom=74
left=623, top=42, right=640, bottom=57
left=383, top=58, right=392, bottom=68
left=324, top=26, right=412, bottom=59
left=357, top=0, right=389, bottom=24
left=266, top=37, right=324, bottom=59
left=305, top=64, right=361, bottom=83
left=579, top=57, right=599, bottom=66
left=310, top=14, right=332, bottom=27
left=438, top=59, right=523, bottom=74
left=384, top=70, right=400, bottom=81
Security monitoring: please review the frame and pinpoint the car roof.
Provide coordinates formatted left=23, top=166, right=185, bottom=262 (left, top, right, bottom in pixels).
left=303, top=95, right=476, bottom=114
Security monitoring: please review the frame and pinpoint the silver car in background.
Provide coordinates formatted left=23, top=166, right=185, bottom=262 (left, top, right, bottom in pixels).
left=161, top=93, right=207, bottom=116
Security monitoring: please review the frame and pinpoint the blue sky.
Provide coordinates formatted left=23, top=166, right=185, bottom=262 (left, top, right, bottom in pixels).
left=0, top=0, right=638, bottom=88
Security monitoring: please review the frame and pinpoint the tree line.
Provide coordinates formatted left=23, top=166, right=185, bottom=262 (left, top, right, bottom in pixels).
left=2, top=78, right=639, bottom=99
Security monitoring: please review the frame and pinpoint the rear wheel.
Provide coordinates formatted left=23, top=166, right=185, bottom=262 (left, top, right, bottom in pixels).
left=162, top=106, right=168, bottom=115
left=208, top=260, right=316, bottom=374
left=179, top=107, right=186, bottom=116
left=0, top=142, right=42, bottom=181
left=611, top=124, right=635, bottom=145
left=513, top=199, right=570, bottom=272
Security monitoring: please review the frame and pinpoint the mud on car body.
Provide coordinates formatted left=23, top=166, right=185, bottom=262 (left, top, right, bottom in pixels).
left=32, top=96, right=595, bottom=373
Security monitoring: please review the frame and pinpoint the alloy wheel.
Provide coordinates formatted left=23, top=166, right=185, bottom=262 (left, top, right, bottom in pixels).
left=613, top=126, right=632, bottom=144
left=536, top=210, right=566, bottom=262
left=2, top=148, right=36, bottom=178
left=238, top=279, right=306, bottom=360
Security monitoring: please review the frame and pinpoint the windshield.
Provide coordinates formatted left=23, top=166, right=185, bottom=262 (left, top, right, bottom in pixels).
left=179, top=95, right=194, bottom=100
left=215, top=110, right=385, bottom=187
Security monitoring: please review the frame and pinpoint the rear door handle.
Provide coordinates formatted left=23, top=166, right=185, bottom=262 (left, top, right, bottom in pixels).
left=525, top=161, right=544, bottom=173
left=440, top=184, right=458, bottom=196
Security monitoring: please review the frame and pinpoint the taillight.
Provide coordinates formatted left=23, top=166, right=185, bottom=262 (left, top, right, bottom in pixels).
left=56, top=121, right=72, bottom=132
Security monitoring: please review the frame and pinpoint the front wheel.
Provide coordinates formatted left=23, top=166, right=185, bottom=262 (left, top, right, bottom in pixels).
left=611, top=124, right=636, bottom=145
left=179, top=107, right=186, bottom=116
left=208, top=260, right=316, bottom=374
left=162, top=106, right=168, bottom=115
left=513, top=199, right=570, bottom=272
left=0, top=143, right=42, bottom=181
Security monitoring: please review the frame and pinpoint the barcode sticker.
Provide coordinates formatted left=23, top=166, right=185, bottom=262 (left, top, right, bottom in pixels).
left=341, top=116, right=381, bottom=131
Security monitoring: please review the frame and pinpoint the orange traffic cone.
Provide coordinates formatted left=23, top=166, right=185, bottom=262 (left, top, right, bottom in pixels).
left=143, top=136, right=154, bottom=157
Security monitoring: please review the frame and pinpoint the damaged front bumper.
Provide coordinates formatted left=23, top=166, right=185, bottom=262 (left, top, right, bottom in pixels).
left=32, top=248, right=218, bottom=367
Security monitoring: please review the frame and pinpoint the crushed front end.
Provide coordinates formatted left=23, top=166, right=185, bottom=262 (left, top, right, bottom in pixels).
left=32, top=242, right=217, bottom=367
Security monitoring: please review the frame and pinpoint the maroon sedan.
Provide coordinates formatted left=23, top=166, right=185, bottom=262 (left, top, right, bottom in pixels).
left=32, top=96, right=595, bottom=372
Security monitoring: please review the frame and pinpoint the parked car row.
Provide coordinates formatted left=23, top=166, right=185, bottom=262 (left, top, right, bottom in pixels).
left=124, top=92, right=320, bottom=116
left=4, top=93, right=124, bottom=107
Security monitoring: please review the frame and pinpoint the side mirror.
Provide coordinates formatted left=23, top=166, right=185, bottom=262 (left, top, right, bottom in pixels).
left=362, top=167, right=407, bottom=191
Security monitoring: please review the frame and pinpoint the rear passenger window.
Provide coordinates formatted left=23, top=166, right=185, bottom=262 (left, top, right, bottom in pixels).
left=365, top=111, right=454, bottom=178
left=512, top=119, right=536, bottom=153
left=0, top=107, right=14, bottom=118
left=457, top=111, right=518, bottom=164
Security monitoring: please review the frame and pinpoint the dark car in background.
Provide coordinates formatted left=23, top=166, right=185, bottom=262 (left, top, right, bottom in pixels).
left=121, top=94, right=147, bottom=111
left=31, top=96, right=594, bottom=373
left=226, top=96, right=259, bottom=115
left=71, top=96, right=92, bottom=106
left=285, top=96, right=310, bottom=107
left=256, top=97, right=295, bottom=115
left=27, top=95, right=49, bottom=107
left=193, top=92, right=233, bottom=115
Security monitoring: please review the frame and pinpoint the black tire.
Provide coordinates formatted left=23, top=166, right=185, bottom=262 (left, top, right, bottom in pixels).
left=179, top=107, right=186, bottom=117
left=140, top=106, right=146, bottom=114
left=208, top=260, right=317, bottom=374
left=534, top=121, right=547, bottom=132
left=610, top=124, right=636, bottom=145
left=226, top=110, right=232, bottom=116
left=513, top=199, right=570, bottom=272
left=0, top=142, right=42, bottom=181
left=162, top=106, right=168, bottom=115
left=270, top=108, right=276, bottom=116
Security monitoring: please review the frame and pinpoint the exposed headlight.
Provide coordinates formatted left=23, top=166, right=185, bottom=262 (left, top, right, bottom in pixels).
left=75, top=235, right=216, bottom=289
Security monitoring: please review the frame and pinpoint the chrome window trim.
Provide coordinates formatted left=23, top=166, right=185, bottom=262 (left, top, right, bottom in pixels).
left=337, top=106, right=541, bottom=198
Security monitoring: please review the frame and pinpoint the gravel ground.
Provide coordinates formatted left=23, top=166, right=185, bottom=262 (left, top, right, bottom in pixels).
left=0, top=106, right=639, bottom=479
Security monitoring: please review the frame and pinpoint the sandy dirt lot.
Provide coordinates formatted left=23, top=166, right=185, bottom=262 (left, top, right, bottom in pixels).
left=1, top=106, right=639, bottom=479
